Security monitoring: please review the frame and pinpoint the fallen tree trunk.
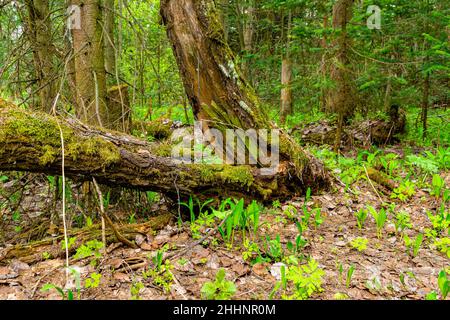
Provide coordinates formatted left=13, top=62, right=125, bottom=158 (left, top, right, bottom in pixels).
left=0, top=105, right=325, bottom=201
left=294, top=107, right=407, bottom=148
left=0, top=214, right=173, bottom=264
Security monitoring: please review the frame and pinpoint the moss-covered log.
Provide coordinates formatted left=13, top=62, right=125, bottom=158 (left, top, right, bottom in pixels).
left=0, top=104, right=323, bottom=201
left=0, top=214, right=173, bottom=265
left=160, top=0, right=330, bottom=191
left=294, top=106, right=407, bottom=148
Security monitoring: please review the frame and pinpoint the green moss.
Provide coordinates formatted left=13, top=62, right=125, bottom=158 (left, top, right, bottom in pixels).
left=204, top=1, right=226, bottom=42
left=152, top=142, right=173, bottom=157
left=40, top=145, right=57, bottom=165
left=107, top=84, right=128, bottom=93
left=2, top=108, right=72, bottom=146
left=66, top=137, right=120, bottom=165
left=193, top=164, right=254, bottom=187
left=97, top=140, right=121, bottom=165
left=218, top=165, right=254, bottom=186
left=1, top=108, right=120, bottom=168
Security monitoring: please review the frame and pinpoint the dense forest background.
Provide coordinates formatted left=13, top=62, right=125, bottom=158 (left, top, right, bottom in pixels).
left=0, top=0, right=448, bottom=143
left=0, top=0, right=448, bottom=301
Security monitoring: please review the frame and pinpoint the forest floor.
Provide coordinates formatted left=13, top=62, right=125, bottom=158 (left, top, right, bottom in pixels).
left=0, top=143, right=449, bottom=300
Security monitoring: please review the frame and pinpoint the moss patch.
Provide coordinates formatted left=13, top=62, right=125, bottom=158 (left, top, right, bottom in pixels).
left=191, top=164, right=254, bottom=187
left=0, top=107, right=120, bottom=167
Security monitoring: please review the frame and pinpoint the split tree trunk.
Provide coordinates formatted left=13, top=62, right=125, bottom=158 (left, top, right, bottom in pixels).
left=160, top=0, right=329, bottom=193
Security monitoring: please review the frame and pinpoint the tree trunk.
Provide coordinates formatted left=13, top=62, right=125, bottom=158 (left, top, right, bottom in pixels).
left=320, top=15, right=329, bottom=112
left=421, top=71, right=430, bottom=140
left=160, top=0, right=329, bottom=194
left=329, top=0, right=355, bottom=151
left=219, top=0, right=229, bottom=42
left=0, top=104, right=324, bottom=201
left=280, top=10, right=293, bottom=124
left=280, top=58, right=293, bottom=123
left=104, top=0, right=116, bottom=78
left=71, top=0, right=108, bottom=127
left=242, top=1, right=255, bottom=81
left=107, top=84, right=132, bottom=133
left=25, top=0, right=56, bottom=113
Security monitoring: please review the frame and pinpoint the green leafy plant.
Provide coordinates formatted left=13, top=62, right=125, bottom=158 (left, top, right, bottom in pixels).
left=246, top=200, right=261, bottom=237
left=337, top=262, right=344, bottom=283
left=433, top=237, right=450, bottom=258
left=41, top=268, right=81, bottom=300
left=12, top=211, right=21, bottom=222
left=333, top=292, right=349, bottom=300
left=242, top=240, right=260, bottom=262
left=201, top=269, right=236, bottom=300
left=438, top=270, right=449, bottom=299
left=391, top=180, right=416, bottom=202
left=350, top=237, right=368, bottom=252
left=142, top=261, right=174, bottom=293
left=283, top=205, right=298, bottom=220
left=73, top=240, right=104, bottom=266
left=85, top=273, right=102, bottom=289
left=404, top=234, right=424, bottom=257
left=314, top=208, right=324, bottom=228
left=394, top=211, right=412, bottom=233
left=142, top=247, right=174, bottom=293
left=427, top=207, right=450, bottom=234
left=346, top=265, right=355, bottom=288
left=42, top=252, right=51, bottom=260
left=406, top=154, right=439, bottom=175
left=368, top=206, right=387, bottom=238
left=264, top=235, right=283, bottom=262
left=424, top=147, right=450, bottom=171
left=128, top=213, right=136, bottom=224
left=430, top=174, right=445, bottom=198
left=425, top=291, right=438, bottom=300
left=354, top=208, right=368, bottom=230
left=286, top=231, right=307, bottom=258
left=61, top=237, right=77, bottom=251
left=130, top=281, right=145, bottom=300
left=41, top=283, right=75, bottom=301
left=272, top=200, right=281, bottom=209
left=189, top=211, right=215, bottom=240
left=215, top=199, right=261, bottom=246
left=380, top=153, right=400, bottom=176
left=283, top=259, right=325, bottom=300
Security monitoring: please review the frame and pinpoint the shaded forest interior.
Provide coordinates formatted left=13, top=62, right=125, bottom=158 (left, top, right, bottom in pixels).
left=0, top=0, right=448, bottom=301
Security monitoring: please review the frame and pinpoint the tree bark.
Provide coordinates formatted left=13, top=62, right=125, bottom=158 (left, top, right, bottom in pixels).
left=25, top=0, right=56, bottom=113
left=242, top=1, right=255, bottom=81
left=0, top=104, right=325, bottom=201
left=320, top=15, right=329, bottom=112
left=280, top=10, right=293, bottom=124
left=104, top=0, right=116, bottom=78
left=329, top=0, right=355, bottom=151
left=160, top=0, right=330, bottom=193
left=71, top=0, right=108, bottom=127
left=421, top=71, right=430, bottom=140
